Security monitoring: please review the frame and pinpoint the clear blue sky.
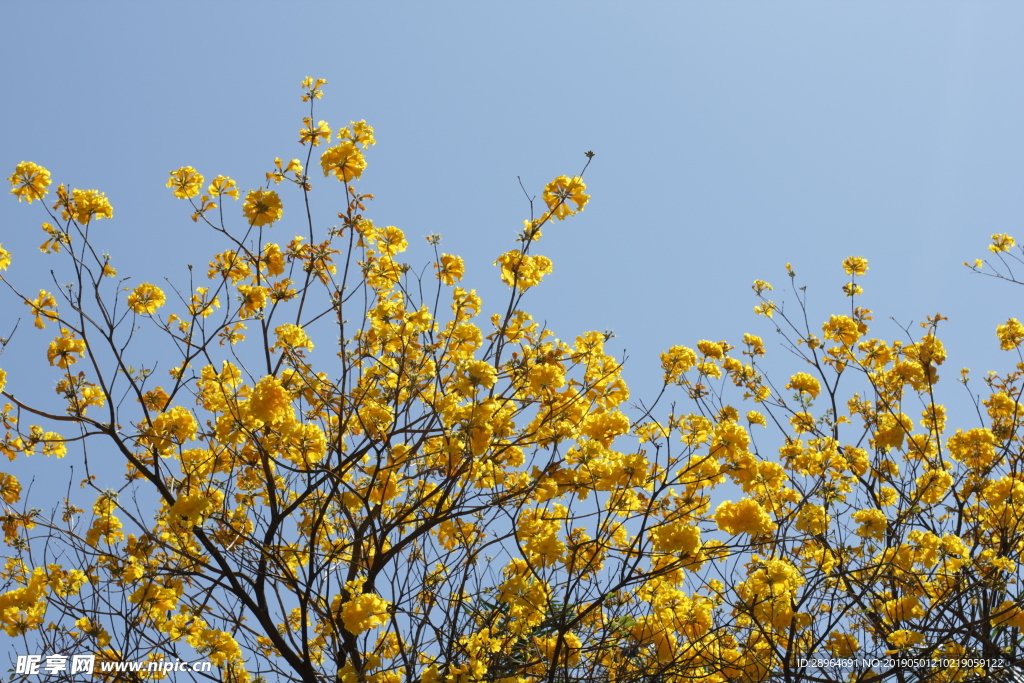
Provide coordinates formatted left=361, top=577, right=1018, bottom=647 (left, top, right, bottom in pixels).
left=2, top=2, right=1023, bottom=438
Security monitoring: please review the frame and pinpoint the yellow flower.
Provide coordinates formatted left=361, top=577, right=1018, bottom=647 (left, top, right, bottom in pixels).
left=754, top=300, right=776, bottom=318
left=8, top=162, right=51, bottom=203
left=795, top=504, right=829, bottom=535
left=494, top=251, right=553, bottom=288
left=47, top=328, right=87, bottom=368
left=127, top=283, right=166, bottom=315
left=0, top=244, right=10, bottom=271
left=542, top=175, right=589, bottom=219
left=886, top=629, right=924, bottom=651
left=715, top=498, right=776, bottom=536
left=0, top=472, right=20, bottom=504
left=242, top=189, right=283, bottom=227
left=456, top=360, right=497, bottom=394
left=143, top=405, right=198, bottom=452
left=167, top=495, right=211, bottom=527
left=842, top=256, right=869, bottom=276
left=827, top=632, right=859, bottom=657
left=74, top=617, right=111, bottom=647
left=56, top=187, right=114, bottom=223
left=338, top=120, right=376, bottom=148
left=166, top=166, right=204, bottom=199
left=660, top=345, right=697, bottom=384
left=197, top=629, right=243, bottom=668
left=914, top=468, right=952, bottom=504
left=337, top=583, right=391, bottom=635
left=207, top=175, right=239, bottom=199
left=435, top=254, right=465, bottom=285
left=301, top=76, right=328, bottom=101
left=786, top=372, right=821, bottom=399
left=697, top=340, right=724, bottom=359
left=649, top=522, right=701, bottom=556
left=26, top=290, right=58, bottom=329
left=187, top=287, right=219, bottom=318
left=997, top=318, right=1024, bottom=350
left=320, top=141, right=367, bottom=182
left=990, top=233, right=1016, bottom=253
left=822, top=315, right=865, bottom=346
left=274, top=324, right=314, bottom=351
left=852, top=508, right=887, bottom=540
left=248, top=376, right=293, bottom=426
left=300, top=118, right=332, bottom=146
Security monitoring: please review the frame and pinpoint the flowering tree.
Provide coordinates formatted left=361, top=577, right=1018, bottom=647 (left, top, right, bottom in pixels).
left=2, top=78, right=1024, bottom=683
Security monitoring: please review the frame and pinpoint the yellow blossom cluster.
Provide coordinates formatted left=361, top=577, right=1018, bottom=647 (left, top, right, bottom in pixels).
left=6, top=81, right=1024, bottom=683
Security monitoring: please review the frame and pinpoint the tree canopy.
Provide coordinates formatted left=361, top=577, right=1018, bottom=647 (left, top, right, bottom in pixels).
left=3, top=77, right=1024, bottom=683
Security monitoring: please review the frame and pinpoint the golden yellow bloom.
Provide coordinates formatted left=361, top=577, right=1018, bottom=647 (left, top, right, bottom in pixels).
left=990, top=233, right=1016, bottom=253
left=207, top=175, right=239, bottom=199
left=649, top=521, right=701, bottom=556
left=456, top=360, right=497, bottom=394
left=47, top=328, right=86, bottom=368
left=320, top=141, right=367, bottom=182
left=842, top=256, right=869, bottom=276
left=336, top=580, right=391, bottom=635
left=154, top=404, right=198, bottom=446
left=56, top=187, right=114, bottom=223
left=301, top=76, right=328, bottom=101
left=914, top=468, right=952, bottom=504
left=38, top=222, right=69, bottom=254
left=660, top=345, right=697, bottom=384
left=494, top=251, right=553, bottom=288
left=167, top=495, right=211, bottom=527
left=262, top=242, right=286, bottom=276
left=997, top=318, right=1024, bottom=350
left=827, top=632, right=859, bottom=657
left=187, top=287, right=219, bottom=318
left=208, top=249, right=251, bottom=282
left=300, top=118, right=332, bottom=146
left=435, top=254, right=465, bottom=285
left=715, top=498, right=776, bottom=536
left=0, top=473, right=20, bottom=504
left=753, top=300, right=776, bottom=318
left=542, top=175, right=589, bottom=219
left=127, top=283, right=166, bottom=315
left=26, top=290, right=58, bottom=329
left=197, top=629, right=243, bottom=668
left=8, top=162, right=51, bottom=203
left=742, top=333, right=766, bottom=356
left=886, top=629, right=924, bottom=651
left=74, top=617, right=111, bottom=647
left=852, top=508, right=887, bottom=540
left=0, top=244, right=10, bottom=271
left=275, top=324, right=314, bottom=351
left=338, top=120, right=376, bottom=148
left=786, top=372, right=821, bottom=398
left=242, top=189, right=283, bottom=227
left=166, top=166, right=204, bottom=199
left=822, top=315, right=865, bottom=346
left=248, top=376, right=293, bottom=426
left=697, top=340, right=724, bottom=359
left=796, top=503, right=829, bottom=535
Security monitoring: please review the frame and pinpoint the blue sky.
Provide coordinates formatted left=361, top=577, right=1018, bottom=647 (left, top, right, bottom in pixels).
left=2, top=2, right=1023, bottom=447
